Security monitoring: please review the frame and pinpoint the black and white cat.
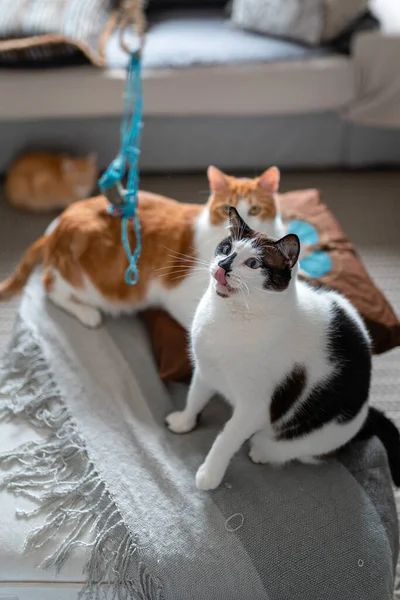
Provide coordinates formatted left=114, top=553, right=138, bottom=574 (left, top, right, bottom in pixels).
left=166, top=207, right=400, bottom=491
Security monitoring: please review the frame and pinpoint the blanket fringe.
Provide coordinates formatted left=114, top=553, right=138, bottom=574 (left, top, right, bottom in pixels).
left=0, top=318, right=163, bottom=600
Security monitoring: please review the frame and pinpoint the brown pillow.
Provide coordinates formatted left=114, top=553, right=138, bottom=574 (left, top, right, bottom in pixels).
left=141, top=310, right=192, bottom=383
left=143, top=189, right=400, bottom=382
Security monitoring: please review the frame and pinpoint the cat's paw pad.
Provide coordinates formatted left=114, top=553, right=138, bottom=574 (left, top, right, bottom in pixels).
left=76, top=306, right=102, bottom=329
left=195, top=463, right=223, bottom=491
left=165, top=411, right=196, bottom=434
left=248, top=445, right=269, bottom=464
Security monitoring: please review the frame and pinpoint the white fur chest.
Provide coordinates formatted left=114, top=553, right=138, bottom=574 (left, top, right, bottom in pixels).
left=190, top=283, right=334, bottom=410
left=191, top=290, right=273, bottom=401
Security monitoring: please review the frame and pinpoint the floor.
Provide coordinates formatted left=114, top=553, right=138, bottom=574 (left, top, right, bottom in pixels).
left=0, top=170, right=399, bottom=435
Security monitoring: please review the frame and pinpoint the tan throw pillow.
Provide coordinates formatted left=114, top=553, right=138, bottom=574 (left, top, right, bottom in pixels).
left=231, top=0, right=368, bottom=45
left=0, top=0, right=118, bottom=67
left=143, top=188, right=400, bottom=383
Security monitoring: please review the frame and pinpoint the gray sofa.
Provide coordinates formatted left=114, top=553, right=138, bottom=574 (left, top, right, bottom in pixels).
left=1, top=2, right=400, bottom=173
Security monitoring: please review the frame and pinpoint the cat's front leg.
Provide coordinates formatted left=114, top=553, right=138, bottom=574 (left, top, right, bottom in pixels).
left=196, top=408, right=265, bottom=491
left=165, top=368, right=213, bottom=434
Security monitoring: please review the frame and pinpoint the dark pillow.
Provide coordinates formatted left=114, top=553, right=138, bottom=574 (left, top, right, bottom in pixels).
left=141, top=310, right=192, bottom=383
left=143, top=188, right=400, bottom=382
left=330, top=11, right=379, bottom=55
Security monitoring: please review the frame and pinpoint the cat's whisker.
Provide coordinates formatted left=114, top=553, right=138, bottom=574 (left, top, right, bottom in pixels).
left=156, top=266, right=209, bottom=280
left=239, top=281, right=271, bottom=315
left=239, top=286, right=250, bottom=312
left=165, top=245, right=208, bottom=260
left=155, top=263, right=196, bottom=272
left=167, top=270, right=210, bottom=283
left=165, top=253, right=210, bottom=268
left=156, top=270, right=207, bottom=280
left=165, top=255, right=197, bottom=263
left=155, top=257, right=205, bottom=272
left=164, top=247, right=199, bottom=260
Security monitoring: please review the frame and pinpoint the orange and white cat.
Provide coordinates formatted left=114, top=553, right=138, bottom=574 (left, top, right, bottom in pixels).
left=0, top=166, right=285, bottom=329
left=4, top=152, right=98, bottom=212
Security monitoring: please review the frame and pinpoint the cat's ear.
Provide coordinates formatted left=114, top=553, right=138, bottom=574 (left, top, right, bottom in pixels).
left=275, top=234, right=300, bottom=269
left=207, top=165, right=229, bottom=192
left=257, top=166, right=280, bottom=193
left=228, top=206, right=254, bottom=239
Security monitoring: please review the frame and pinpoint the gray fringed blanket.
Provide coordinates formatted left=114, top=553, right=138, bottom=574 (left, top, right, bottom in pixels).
left=0, top=272, right=398, bottom=599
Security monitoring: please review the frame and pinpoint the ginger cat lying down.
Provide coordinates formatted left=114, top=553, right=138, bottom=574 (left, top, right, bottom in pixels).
left=5, top=152, right=98, bottom=212
left=0, top=166, right=285, bottom=329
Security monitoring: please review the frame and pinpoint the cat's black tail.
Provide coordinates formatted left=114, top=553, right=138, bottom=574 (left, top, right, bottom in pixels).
left=355, top=407, right=400, bottom=487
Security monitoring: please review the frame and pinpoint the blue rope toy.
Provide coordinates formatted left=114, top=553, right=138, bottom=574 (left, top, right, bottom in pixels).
left=98, top=51, right=143, bottom=285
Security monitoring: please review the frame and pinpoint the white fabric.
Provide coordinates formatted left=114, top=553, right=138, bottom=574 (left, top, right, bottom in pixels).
left=0, top=419, right=88, bottom=582
left=370, top=0, right=400, bottom=33
left=106, top=10, right=327, bottom=70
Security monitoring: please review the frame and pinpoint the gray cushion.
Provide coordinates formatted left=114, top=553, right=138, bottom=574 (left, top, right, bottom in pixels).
left=106, top=9, right=330, bottom=69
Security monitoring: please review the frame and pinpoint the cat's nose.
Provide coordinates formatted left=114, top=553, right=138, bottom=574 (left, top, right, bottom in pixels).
left=214, top=266, right=228, bottom=286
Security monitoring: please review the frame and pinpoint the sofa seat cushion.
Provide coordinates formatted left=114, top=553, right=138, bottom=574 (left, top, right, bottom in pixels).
left=106, top=9, right=331, bottom=69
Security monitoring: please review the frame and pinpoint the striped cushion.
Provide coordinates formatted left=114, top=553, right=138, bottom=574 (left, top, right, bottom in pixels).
left=0, top=0, right=117, bottom=67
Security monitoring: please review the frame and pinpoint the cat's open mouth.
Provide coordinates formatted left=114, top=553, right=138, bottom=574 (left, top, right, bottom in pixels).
left=213, top=267, right=236, bottom=298
left=215, top=282, right=236, bottom=298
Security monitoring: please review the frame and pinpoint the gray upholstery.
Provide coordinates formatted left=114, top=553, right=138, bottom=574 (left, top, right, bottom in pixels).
left=106, top=9, right=329, bottom=69
left=3, top=114, right=400, bottom=174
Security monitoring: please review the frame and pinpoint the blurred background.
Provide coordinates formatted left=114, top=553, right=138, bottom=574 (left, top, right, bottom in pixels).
left=1, top=0, right=400, bottom=171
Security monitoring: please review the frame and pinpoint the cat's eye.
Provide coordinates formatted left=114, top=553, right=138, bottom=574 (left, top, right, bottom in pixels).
left=245, top=258, right=261, bottom=269
left=220, top=242, right=231, bottom=256
left=249, top=206, right=261, bottom=216
left=220, top=205, right=230, bottom=215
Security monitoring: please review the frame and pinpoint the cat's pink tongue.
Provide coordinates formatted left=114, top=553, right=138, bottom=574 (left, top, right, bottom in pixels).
left=214, top=267, right=228, bottom=286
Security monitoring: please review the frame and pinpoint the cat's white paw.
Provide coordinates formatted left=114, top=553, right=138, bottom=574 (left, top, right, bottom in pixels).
left=165, top=411, right=197, bottom=434
left=195, top=463, right=223, bottom=491
left=76, top=306, right=102, bottom=329
left=248, top=443, right=269, bottom=464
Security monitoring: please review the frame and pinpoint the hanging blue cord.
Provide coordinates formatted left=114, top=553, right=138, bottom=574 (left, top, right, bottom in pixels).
left=98, top=52, right=143, bottom=285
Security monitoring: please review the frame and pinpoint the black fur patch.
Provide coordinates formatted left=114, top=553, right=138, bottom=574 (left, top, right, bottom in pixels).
left=354, top=407, right=400, bottom=486
left=215, top=238, right=231, bottom=256
left=277, top=302, right=371, bottom=440
left=218, top=252, right=237, bottom=273
left=251, top=237, right=293, bottom=292
left=229, top=206, right=254, bottom=239
left=261, top=264, right=292, bottom=292
left=270, top=365, right=307, bottom=424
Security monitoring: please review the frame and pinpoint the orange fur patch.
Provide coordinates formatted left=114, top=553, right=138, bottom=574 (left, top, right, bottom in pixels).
left=0, top=167, right=281, bottom=306
left=207, top=168, right=279, bottom=226
left=43, top=193, right=203, bottom=303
